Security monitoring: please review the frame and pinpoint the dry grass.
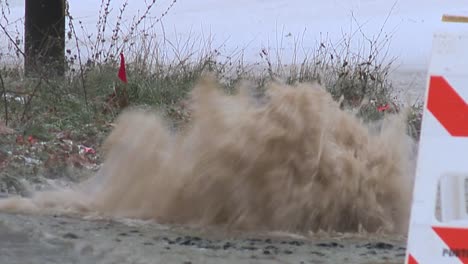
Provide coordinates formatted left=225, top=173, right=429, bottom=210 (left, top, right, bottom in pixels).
left=0, top=0, right=423, bottom=139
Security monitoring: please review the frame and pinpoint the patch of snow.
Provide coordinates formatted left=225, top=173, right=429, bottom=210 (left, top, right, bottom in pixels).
left=1, top=0, right=467, bottom=70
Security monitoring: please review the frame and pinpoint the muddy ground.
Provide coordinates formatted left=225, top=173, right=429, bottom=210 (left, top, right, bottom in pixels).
left=0, top=69, right=425, bottom=264
left=0, top=212, right=407, bottom=264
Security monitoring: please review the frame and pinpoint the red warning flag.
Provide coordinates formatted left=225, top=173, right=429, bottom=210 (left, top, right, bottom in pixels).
left=118, top=53, right=127, bottom=83
left=377, top=103, right=390, bottom=112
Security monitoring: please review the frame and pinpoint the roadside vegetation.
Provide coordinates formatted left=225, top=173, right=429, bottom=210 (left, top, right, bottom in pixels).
left=0, top=0, right=423, bottom=194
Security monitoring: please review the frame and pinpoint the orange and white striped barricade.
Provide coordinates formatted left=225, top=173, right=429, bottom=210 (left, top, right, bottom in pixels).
left=405, top=13, right=468, bottom=264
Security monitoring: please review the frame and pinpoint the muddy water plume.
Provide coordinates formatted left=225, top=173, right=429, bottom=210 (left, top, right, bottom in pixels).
left=0, top=74, right=417, bottom=234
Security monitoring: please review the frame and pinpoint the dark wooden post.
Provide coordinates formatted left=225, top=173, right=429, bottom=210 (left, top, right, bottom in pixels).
left=24, top=0, right=66, bottom=77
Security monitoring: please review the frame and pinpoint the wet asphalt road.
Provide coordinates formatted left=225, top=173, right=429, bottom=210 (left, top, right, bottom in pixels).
left=0, top=212, right=407, bottom=264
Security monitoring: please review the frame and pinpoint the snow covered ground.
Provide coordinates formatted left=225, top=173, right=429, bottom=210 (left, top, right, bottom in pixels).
left=1, top=0, right=467, bottom=69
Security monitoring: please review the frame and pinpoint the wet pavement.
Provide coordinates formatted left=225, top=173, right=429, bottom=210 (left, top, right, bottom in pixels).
left=0, top=212, right=407, bottom=264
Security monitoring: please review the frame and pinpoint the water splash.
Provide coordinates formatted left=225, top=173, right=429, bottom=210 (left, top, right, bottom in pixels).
left=0, top=74, right=417, bottom=235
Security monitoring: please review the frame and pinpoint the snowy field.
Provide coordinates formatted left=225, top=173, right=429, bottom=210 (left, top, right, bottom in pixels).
left=2, top=0, right=467, bottom=71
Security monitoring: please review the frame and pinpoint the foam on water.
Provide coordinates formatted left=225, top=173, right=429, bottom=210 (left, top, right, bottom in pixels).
left=0, top=74, right=417, bottom=235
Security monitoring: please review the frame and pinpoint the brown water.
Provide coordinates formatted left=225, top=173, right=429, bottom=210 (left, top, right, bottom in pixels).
left=0, top=74, right=417, bottom=235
